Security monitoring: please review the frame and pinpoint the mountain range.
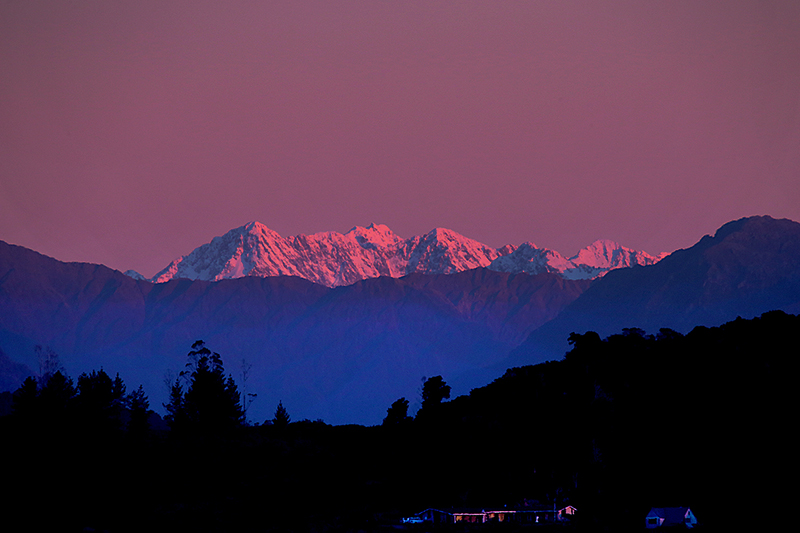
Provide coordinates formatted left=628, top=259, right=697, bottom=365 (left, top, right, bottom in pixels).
left=133, top=222, right=665, bottom=286
left=1, top=215, right=798, bottom=425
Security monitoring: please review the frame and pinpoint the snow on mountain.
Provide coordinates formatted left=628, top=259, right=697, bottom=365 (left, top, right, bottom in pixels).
left=405, top=228, right=502, bottom=275
left=123, top=269, right=146, bottom=281
left=150, top=222, right=503, bottom=287
left=569, top=239, right=664, bottom=270
left=489, top=239, right=665, bottom=280
left=346, top=223, right=404, bottom=250
left=488, top=243, right=571, bottom=276
left=147, top=222, right=666, bottom=287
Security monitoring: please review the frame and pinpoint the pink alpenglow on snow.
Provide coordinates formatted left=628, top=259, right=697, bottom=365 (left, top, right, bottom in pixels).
left=148, top=222, right=665, bottom=287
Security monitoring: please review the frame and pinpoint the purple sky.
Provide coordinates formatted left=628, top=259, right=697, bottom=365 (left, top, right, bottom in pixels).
left=2, top=1, right=799, bottom=277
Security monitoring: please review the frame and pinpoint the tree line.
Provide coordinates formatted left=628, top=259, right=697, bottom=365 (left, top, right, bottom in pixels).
left=3, top=339, right=307, bottom=441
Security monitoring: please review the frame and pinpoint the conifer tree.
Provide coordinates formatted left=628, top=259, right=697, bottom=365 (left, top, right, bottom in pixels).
left=77, top=369, right=119, bottom=435
left=272, top=400, right=290, bottom=428
left=38, top=370, right=76, bottom=431
left=163, top=377, right=184, bottom=430
left=127, top=385, right=150, bottom=438
left=11, top=376, right=40, bottom=421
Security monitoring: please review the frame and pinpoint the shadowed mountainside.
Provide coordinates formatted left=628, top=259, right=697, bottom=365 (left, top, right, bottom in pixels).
left=0, top=240, right=588, bottom=425
left=505, top=215, right=800, bottom=366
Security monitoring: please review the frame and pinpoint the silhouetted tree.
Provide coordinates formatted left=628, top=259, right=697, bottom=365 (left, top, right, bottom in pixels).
left=112, top=372, right=126, bottom=408
left=11, top=376, right=40, bottom=421
left=620, top=327, right=647, bottom=338
left=127, top=384, right=151, bottom=438
left=10, top=372, right=79, bottom=435
left=421, top=376, right=450, bottom=409
left=273, top=400, right=290, bottom=428
left=417, top=376, right=450, bottom=422
left=35, top=345, right=63, bottom=385
left=566, top=330, right=602, bottom=353
left=382, top=397, right=411, bottom=426
left=38, top=370, right=76, bottom=431
left=174, top=341, right=243, bottom=435
left=239, top=358, right=257, bottom=424
left=163, top=376, right=184, bottom=431
left=655, top=327, right=683, bottom=342
left=76, top=369, right=126, bottom=436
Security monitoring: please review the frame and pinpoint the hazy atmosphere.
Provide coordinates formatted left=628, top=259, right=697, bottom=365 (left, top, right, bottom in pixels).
left=2, top=1, right=799, bottom=276
left=2, top=4, right=798, bottom=530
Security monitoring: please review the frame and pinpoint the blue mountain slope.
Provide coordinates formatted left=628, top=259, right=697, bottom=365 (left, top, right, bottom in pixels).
left=0, top=241, right=587, bottom=425
left=504, top=215, right=800, bottom=367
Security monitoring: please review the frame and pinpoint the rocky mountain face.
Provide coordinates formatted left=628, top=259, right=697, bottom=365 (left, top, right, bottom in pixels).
left=147, top=222, right=663, bottom=286
left=149, top=222, right=505, bottom=287
left=505, top=215, right=800, bottom=366
left=488, top=239, right=665, bottom=279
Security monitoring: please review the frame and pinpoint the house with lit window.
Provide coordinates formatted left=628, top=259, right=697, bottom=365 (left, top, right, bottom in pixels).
left=407, top=504, right=576, bottom=525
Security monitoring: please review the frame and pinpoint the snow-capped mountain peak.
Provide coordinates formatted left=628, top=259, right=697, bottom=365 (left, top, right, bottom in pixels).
left=488, top=242, right=571, bottom=276
left=569, top=239, right=663, bottom=270
left=241, top=221, right=282, bottom=240
left=405, top=227, right=501, bottom=274
left=345, top=223, right=403, bottom=250
left=145, top=223, right=667, bottom=286
left=488, top=238, right=665, bottom=280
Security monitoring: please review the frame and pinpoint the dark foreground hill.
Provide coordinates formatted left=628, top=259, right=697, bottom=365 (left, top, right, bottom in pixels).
left=0, top=240, right=588, bottom=425
left=3, top=311, right=792, bottom=532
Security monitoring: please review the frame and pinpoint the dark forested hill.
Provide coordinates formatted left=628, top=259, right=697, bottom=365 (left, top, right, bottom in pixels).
left=3, top=311, right=791, bottom=532
left=380, top=310, right=794, bottom=531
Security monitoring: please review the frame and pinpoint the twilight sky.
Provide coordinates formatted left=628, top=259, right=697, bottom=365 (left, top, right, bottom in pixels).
left=2, top=1, right=799, bottom=277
